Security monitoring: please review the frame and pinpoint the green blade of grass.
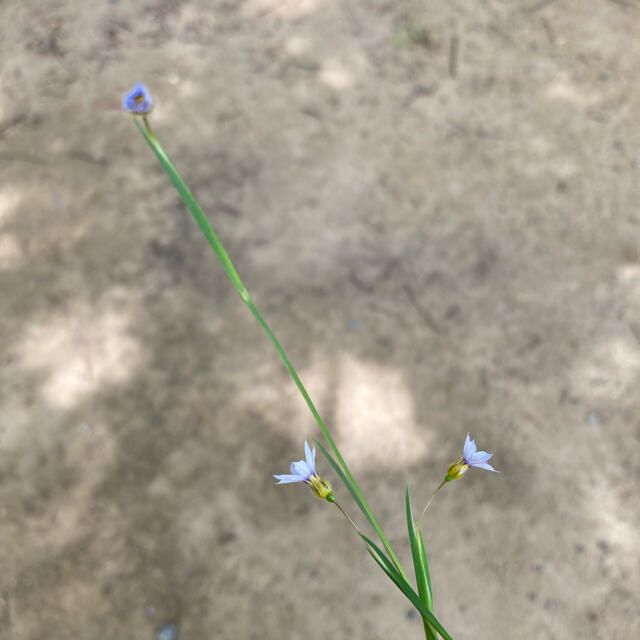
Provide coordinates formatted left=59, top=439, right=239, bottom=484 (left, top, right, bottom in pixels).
left=315, top=439, right=372, bottom=525
left=315, top=439, right=402, bottom=570
left=361, top=534, right=454, bottom=640
left=132, top=117, right=406, bottom=579
left=418, top=530, right=432, bottom=605
left=314, top=437, right=406, bottom=577
left=133, top=120, right=246, bottom=297
left=406, top=487, right=437, bottom=640
left=406, top=486, right=433, bottom=607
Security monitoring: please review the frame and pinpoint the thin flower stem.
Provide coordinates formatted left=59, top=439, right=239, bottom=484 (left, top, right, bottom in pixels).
left=333, top=499, right=361, bottom=536
left=416, top=479, right=447, bottom=532
left=423, top=619, right=438, bottom=640
left=142, top=116, right=156, bottom=142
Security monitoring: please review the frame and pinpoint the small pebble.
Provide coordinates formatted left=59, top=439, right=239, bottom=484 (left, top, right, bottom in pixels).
left=289, top=54, right=320, bottom=72
left=584, top=411, right=601, bottom=425
left=158, top=622, right=177, bottom=640
left=217, top=530, right=237, bottom=545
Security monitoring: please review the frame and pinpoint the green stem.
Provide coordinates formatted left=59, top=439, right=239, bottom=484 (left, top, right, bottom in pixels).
left=423, top=618, right=438, bottom=640
left=132, top=116, right=407, bottom=580
left=330, top=497, right=362, bottom=535
left=332, top=498, right=436, bottom=640
left=416, top=479, right=447, bottom=533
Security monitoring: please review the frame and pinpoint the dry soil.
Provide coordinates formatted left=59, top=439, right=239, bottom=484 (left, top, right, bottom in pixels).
left=0, top=1, right=639, bottom=639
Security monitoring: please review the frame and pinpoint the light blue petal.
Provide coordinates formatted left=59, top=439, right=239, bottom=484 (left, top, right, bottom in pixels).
left=122, top=82, right=153, bottom=114
left=471, top=461, right=498, bottom=472
left=274, top=474, right=306, bottom=484
left=304, top=441, right=316, bottom=473
left=290, top=460, right=311, bottom=477
left=305, top=441, right=316, bottom=473
left=463, top=433, right=476, bottom=460
left=467, top=450, right=492, bottom=465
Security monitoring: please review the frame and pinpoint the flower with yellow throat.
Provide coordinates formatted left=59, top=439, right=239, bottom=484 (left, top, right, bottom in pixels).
left=274, top=441, right=333, bottom=500
left=446, top=433, right=498, bottom=480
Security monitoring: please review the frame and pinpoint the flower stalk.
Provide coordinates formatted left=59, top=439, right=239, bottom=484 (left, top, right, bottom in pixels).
left=120, top=84, right=504, bottom=640
left=125, top=86, right=406, bottom=579
left=416, top=479, right=447, bottom=533
left=417, top=434, right=498, bottom=532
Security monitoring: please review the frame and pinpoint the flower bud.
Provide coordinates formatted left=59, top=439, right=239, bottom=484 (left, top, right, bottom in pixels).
left=122, top=83, right=154, bottom=115
left=446, top=457, right=469, bottom=481
left=306, top=473, right=333, bottom=500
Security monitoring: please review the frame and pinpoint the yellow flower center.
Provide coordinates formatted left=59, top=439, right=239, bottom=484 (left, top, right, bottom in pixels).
left=306, top=473, right=333, bottom=500
left=446, top=457, right=470, bottom=480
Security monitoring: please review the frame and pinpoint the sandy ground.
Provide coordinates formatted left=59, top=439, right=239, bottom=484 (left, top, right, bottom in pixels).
left=1, top=0, right=639, bottom=638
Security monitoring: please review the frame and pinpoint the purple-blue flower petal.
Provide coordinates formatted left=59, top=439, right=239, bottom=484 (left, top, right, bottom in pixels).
left=304, top=441, right=316, bottom=473
left=275, top=441, right=322, bottom=487
left=459, top=433, right=498, bottom=473
left=290, top=460, right=312, bottom=478
left=273, top=474, right=308, bottom=484
left=467, top=450, right=492, bottom=465
left=463, top=433, right=477, bottom=460
left=122, top=82, right=153, bottom=114
left=470, top=461, right=498, bottom=472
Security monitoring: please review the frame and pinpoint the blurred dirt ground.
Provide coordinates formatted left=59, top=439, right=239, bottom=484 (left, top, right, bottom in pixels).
left=0, top=1, right=639, bottom=639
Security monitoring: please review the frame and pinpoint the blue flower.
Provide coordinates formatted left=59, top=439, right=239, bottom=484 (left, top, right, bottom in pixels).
left=274, top=441, right=333, bottom=499
left=274, top=441, right=316, bottom=483
left=462, top=433, right=497, bottom=471
left=447, top=433, right=498, bottom=480
left=122, top=82, right=153, bottom=114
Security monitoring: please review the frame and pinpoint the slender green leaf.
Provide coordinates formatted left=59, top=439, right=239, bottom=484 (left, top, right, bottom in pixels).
left=418, top=530, right=433, bottom=604
left=420, top=537, right=437, bottom=640
left=133, top=115, right=407, bottom=578
left=406, top=487, right=437, bottom=640
left=361, top=534, right=454, bottom=640
left=406, top=486, right=432, bottom=609
left=133, top=119, right=247, bottom=297
left=315, top=441, right=378, bottom=535
left=423, top=613, right=439, bottom=640
left=314, top=439, right=406, bottom=576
